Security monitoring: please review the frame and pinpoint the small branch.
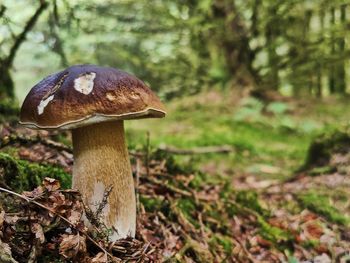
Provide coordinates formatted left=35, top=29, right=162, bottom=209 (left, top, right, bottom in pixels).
left=146, top=177, right=193, bottom=198
left=145, top=132, right=150, bottom=177
left=95, top=186, right=113, bottom=218
left=0, top=133, right=72, bottom=153
left=158, top=145, right=234, bottom=155
left=135, top=158, right=141, bottom=213
left=0, top=186, right=114, bottom=260
left=5, top=1, right=48, bottom=67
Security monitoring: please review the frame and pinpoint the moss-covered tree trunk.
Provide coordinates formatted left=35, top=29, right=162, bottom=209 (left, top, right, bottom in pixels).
left=0, top=63, right=15, bottom=99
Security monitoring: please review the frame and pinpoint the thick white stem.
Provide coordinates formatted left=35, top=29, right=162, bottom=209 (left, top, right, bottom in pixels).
left=72, top=121, right=136, bottom=241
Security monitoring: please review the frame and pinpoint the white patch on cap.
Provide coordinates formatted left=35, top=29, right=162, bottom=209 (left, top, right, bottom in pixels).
left=74, top=72, right=96, bottom=95
left=37, top=95, right=54, bottom=115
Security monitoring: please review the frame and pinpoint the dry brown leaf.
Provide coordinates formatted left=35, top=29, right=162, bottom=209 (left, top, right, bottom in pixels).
left=23, top=186, right=44, bottom=199
left=0, top=239, right=17, bottom=263
left=59, top=233, right=86, bottom=259
left=31, top=223, right=45, bottom=244
left=67, top=209, right=82, bottom=225
left=91, top=252, right=108, bottom=263
left=0, top=210, right=5, bottom=228
left=43, top=177, right=61, bottom=192
left=303, top=221, right=324, bottom=239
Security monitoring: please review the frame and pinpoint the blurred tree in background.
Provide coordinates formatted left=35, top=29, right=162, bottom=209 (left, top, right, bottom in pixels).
left=0, top=0, right=349, bottom=101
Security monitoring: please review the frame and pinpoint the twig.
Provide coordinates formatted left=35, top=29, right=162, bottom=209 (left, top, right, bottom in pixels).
left=95, top=185, right=113, bottom=218
left=232, top=235, right=258, bottom=263
left=158, top=145, right=234, bottom=155
left=135, top=158, right=142, bottom=213
left=0, top=134, right=72, bottom=153
left=5, top=1, right=48, bottom=67
left=0, top=186, right=114, bottom=260
left=146, top=177, right=193, bottom=198
left=145, top=132, right=150, bottom=177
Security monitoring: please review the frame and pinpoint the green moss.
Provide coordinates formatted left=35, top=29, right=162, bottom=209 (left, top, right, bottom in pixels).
left=152, top=150, right=195, bottom=174
left=175, top=198, right=200, bottom=228
left=256, top=215, right=292, bottom=244
left=308, top=166, right=336, bottom=176
left=226, top=197, right=292, bottom=245
left=140, top=195, right=166, bottom=213
left=298, top=191, right=350, bottom=226
left=235, top=190, right=268, bottom=217
left=209, top=234, right=233, bottom=255
left=0, top=152, right=71, bottom=191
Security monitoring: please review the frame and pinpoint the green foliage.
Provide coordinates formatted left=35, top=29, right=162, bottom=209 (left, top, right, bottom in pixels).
left=298, top=191, right=350, bottom=226
left=2, top=0, right=348, bottom=100
left=0, top=152, right=71, bottom=191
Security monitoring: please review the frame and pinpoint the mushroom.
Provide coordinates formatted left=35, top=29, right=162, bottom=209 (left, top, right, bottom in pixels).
left=19, top=65, right=166, bottom=241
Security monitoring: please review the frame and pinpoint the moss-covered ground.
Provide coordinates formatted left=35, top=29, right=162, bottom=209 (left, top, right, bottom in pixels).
left=126, top=92, right=350, bottom=178
left=1, top=93, right=350, bottom=262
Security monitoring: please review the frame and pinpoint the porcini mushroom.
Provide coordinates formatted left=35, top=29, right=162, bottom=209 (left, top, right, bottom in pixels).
left=19, top=65, right=166, bottom=241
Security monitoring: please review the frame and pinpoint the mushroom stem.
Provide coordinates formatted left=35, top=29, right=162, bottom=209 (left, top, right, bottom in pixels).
left=72, top=120, right=136, bottom=241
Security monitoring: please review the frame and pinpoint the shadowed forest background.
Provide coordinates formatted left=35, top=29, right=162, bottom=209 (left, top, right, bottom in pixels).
left=0, top=0, right=350, bottom=262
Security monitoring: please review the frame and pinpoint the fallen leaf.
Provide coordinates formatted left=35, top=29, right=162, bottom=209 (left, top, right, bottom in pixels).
left=43, top=177, right=61, bottom=192
left=59, top=233, right=86, bottom=259
left=31, top=223, right=45, bottom=244
left=91, top=252, right=108, bottom=263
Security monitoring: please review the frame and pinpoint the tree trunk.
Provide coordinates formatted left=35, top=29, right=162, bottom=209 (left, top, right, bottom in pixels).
left=335, top=4, right=346, bottom=94
left=265, top=5, right=279, bottom=90
left=329, top=7, right=336, bottom=94
left=316, top=5, right=325, bottom=97
left=0, top=64, right=15, bottom=99
left=216, top=0, right=259, bottom=90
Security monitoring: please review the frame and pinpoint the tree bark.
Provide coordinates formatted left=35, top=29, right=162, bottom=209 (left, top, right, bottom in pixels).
left=265, top=4, right=279, bottom=90
left=328, top=7, right=336, bottom=94
left=335, top=4, right=347, bottom=94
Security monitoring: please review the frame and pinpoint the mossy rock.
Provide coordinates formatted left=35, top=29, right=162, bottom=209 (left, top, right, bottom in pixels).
left=302, top=130, right=350, bottom=170
left=0, top=152, right=71, bottom=191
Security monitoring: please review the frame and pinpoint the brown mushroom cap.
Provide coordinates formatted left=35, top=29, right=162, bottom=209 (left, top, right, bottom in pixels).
left=20, top=65, right=166, bottom=129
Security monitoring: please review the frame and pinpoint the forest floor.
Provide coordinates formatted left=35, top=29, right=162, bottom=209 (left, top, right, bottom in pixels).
left=0, top=92, right=350, bottom=262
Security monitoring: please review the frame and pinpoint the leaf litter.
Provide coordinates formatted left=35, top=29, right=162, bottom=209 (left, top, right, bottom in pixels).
left=0, top=125, right=350, bottom=262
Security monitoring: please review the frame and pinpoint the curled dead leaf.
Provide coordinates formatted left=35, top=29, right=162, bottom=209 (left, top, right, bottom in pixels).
left=31, top=223, right=45, bottom=244
left=59, top=233, right=86, bottom=259
left=43, top=177, right=61, bottom=192
left=91, top=252, right=108, bottom=263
